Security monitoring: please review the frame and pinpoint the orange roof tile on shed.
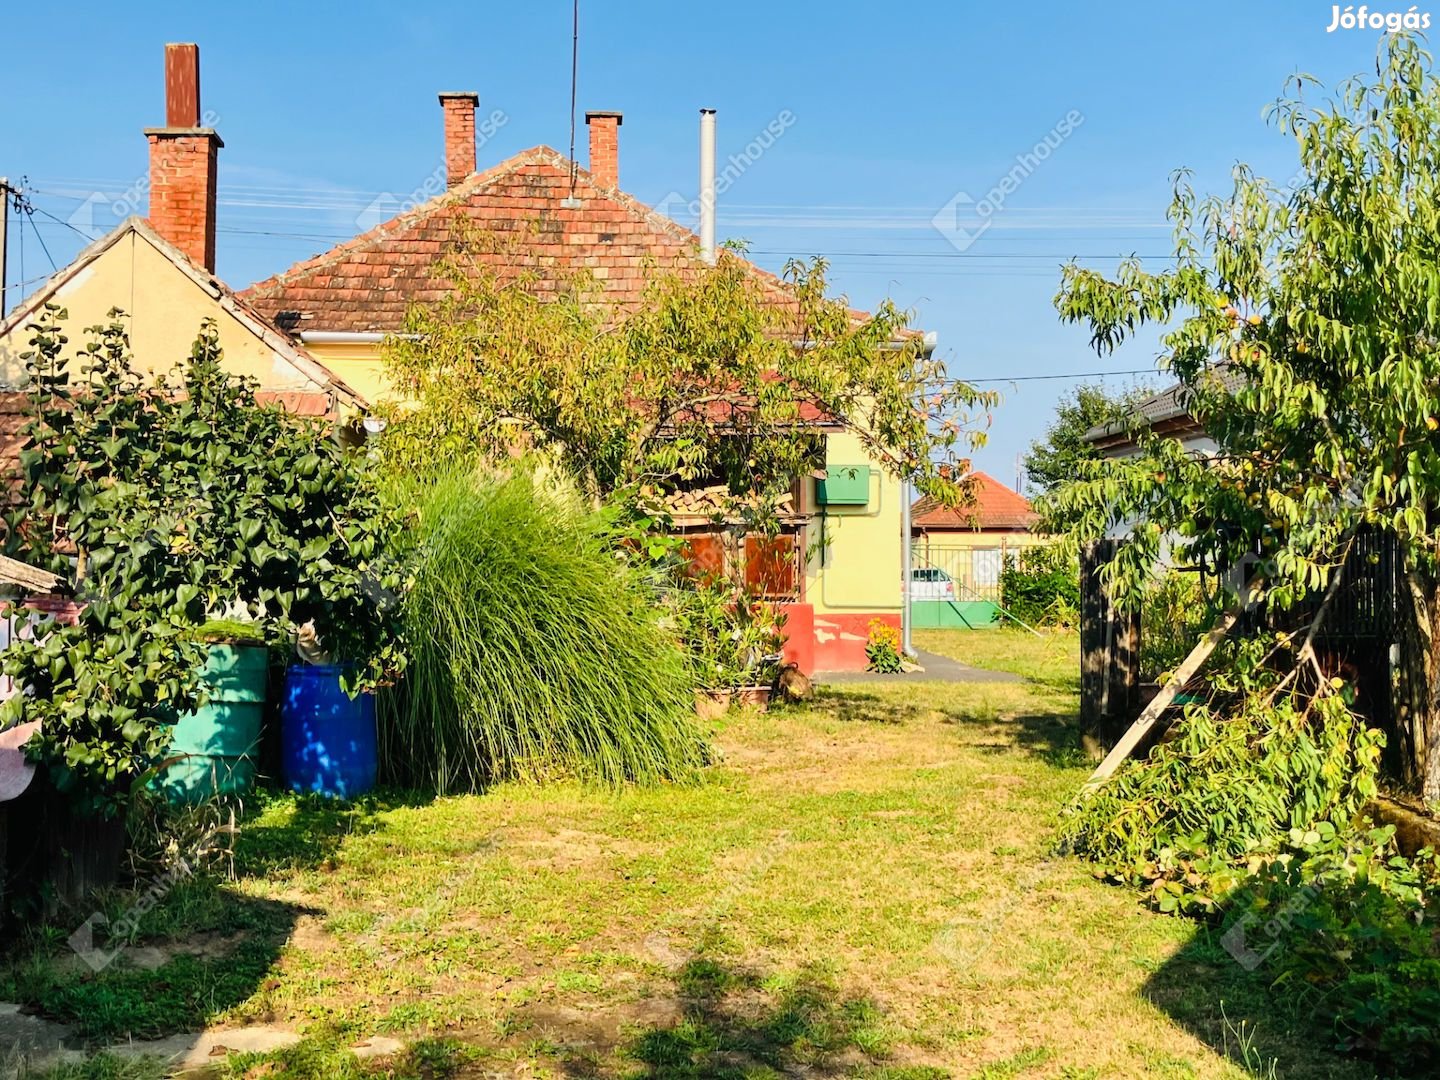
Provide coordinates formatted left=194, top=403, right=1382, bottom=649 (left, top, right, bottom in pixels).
left=911, top=471, right=1038, bottom=532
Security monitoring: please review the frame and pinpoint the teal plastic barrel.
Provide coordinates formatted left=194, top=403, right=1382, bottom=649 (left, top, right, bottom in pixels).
left=162, top=643, right=268, bottom=803
left=281, top=664, right=377, bottom=799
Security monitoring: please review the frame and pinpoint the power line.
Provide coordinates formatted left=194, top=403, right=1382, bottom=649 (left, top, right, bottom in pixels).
left=8, top=184, right=59, bottom=273
left=749, top=249, right=1179, bottom=260
left=963, top=369, right=1157, bottom=384
left=28, top=204, right=96, bottom=242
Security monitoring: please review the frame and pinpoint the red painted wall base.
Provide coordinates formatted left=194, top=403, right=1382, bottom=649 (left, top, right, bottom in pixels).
left=813, top=611, right=900, bottom=672
left=777, top=602, right=815, bottom=675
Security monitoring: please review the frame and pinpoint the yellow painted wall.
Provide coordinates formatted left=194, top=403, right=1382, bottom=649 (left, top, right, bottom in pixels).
left=0, top=231, right=329, bottom=391
left=807, top=429, right=902, bottom=615
left=300, top=342, right=392, bottom=405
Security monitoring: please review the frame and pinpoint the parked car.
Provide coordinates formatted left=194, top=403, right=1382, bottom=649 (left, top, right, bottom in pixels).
left=909, top=567, right=957, bottom=601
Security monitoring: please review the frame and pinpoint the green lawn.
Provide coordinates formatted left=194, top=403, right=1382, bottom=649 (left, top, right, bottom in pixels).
left=6, top=629, right=1372, bottom=1079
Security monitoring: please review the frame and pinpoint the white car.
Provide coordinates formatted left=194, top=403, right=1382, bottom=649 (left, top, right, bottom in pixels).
left=909, top=567, right=957, bottom=601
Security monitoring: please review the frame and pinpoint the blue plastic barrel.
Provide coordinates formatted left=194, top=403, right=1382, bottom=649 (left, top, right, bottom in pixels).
left=280, top=664, right=377, bottom=798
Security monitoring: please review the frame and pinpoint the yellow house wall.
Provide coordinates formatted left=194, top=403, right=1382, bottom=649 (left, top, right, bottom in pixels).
left=807, top=430, right=902, bottom=616
left=300, top=342, right=392, bottom=405
left=0, top=232, right=326, bottom=390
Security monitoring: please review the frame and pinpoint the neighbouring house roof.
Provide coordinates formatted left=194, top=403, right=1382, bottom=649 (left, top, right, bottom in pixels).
left=0, top=217, right=366, bottom=413
left=240, top=145, right=894, bottom=340
left=911, top=471, right=1037, bottom=532
left=1082, top=364, right=1243, bottom=455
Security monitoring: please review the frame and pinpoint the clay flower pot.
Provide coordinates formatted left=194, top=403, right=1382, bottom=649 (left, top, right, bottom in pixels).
left=695, top=689, right=733, bottom=721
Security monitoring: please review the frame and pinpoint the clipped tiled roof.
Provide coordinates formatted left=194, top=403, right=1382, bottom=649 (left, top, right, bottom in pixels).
left=0, top=218, right=366, bottom=411
left=1082, top=364, right=1243, bottom=451
left=242, top=146, right=863, bottom=334
left=911, top=471, right=1037, bottom=532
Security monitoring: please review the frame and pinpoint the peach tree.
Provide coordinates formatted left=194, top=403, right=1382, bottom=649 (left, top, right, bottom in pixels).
left=1046, top=36, right=1440, bottom=802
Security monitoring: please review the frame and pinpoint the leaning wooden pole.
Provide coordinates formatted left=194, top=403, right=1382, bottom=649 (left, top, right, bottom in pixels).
left=1084, top=607, right=1241, bottom=787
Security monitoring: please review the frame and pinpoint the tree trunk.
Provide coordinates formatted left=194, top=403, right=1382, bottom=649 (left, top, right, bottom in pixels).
left=1394, top=571, right=1440, bottom=804
left=1423, top=581, right=1440, bottom=805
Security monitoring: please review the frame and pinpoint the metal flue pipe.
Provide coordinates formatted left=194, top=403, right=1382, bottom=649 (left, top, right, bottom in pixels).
left=699, top=108, right=717, bottom=264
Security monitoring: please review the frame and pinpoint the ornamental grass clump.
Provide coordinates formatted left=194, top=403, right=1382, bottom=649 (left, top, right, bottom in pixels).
left=382, top=470, right=707, bottom=791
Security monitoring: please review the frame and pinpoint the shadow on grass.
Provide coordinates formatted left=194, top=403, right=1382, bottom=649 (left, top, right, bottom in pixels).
left=0, top=891, right=317, bottom=1044
left=533, top=952, right=944, bottom=1079
left=233, top=788, right=436, bottom=878
left=1141, top=873, right=1438, bottom=1080
left=813, top=688, right=923, bottom=726
left=817, top=688, right=1088, bottom=769
left=0, top=787, right=440, bottom=1046
left=624, top=961, right=880, bottom=1077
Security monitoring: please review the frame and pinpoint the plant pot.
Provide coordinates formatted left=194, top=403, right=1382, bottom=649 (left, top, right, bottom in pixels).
left=162, top=642, right=268, bottom=804
left=695, top=689, right=733, bottom=721
left=733, top=685, right=772, bottom=711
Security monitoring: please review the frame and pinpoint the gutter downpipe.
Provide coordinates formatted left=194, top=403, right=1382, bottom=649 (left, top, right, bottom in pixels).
left=902, top=475, right=915, bottom=658
left=901, top=331, right=936, bottom=660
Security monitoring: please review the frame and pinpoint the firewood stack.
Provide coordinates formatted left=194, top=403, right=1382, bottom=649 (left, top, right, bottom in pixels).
left=662, top=486, right=796, bottom=519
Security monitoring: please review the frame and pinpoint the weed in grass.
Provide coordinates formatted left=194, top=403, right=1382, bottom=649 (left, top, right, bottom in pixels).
left=1220, top=1008, right=1279, bottom=1080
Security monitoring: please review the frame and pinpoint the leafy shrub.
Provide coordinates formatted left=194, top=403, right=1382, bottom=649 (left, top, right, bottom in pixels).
left=3, top=310, right=402, bottom=814
left=381, top=469, right=708, bottom=791
left=1139, top=571, right=1212, bottom=681
left=998, top=545, right=1079, bottom=627
left=666, top=576, right=786, bottom=690
left=1219, top=824, right=1440, bottom=1070
left=1059, top=692, right=1383, bottom=898
left=1058, top=687, right=1440, bottom=1070
left=865, top=619, right=903, bottom=673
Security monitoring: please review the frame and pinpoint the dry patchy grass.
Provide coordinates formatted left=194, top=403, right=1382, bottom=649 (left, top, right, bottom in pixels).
left=6, top=631, right=1374, bottom=1079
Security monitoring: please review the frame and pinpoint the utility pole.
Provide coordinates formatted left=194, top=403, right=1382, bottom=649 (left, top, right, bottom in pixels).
left=0, top=177, right=9, bottom=321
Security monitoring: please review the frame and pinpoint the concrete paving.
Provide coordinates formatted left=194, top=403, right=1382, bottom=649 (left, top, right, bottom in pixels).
left=816, top=648, right=1022, bottom=685
left=0, top=1006, right=398, bottom=1077
left=0, top=1003, right=82, bottom=1077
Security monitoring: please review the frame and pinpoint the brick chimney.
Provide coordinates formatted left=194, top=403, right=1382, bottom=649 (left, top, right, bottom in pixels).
left=585, top=111, right=622, bottom=190
left=145, top=43, right=222, bottom=273
left=439, top=92, right=478, bottom=186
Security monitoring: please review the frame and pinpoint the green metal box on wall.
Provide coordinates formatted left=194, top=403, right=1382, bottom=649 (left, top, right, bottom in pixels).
left=817, top=465, right=871, bottom=506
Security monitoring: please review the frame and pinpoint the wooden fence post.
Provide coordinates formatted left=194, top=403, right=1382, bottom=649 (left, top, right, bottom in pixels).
left=1107, top=604, right=1141, bottom=742
left=1080, top=539, right=1141, bottom=745
left=1080, top=540, right=1112, bottom=736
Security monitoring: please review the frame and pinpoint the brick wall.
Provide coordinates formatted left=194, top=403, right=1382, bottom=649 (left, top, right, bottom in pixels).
left=147, top=131, right=219, bottom=271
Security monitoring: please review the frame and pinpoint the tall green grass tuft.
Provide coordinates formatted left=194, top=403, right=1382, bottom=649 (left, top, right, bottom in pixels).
left=380, top=469, right=707, bottom=791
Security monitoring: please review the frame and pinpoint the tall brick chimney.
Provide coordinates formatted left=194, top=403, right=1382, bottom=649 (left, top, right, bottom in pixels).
left=585, top=111, right=622, bottom=190
left=145, top=43, right=222, bottom=273
left=439, top=92, right=478, bottom=186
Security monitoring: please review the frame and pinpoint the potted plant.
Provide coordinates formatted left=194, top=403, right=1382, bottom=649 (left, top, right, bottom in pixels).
left=672, top=579, right=786, bottom=715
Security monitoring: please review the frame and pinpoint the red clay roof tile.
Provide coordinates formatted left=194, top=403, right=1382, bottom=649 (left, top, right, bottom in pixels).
left=911, top=471, right=1037, bottom=532
left=241, top=146, right=872, bottom=334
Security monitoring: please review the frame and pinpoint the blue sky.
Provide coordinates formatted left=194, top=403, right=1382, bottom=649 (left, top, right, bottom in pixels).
left=0, top=0, right=1396, bottom=483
